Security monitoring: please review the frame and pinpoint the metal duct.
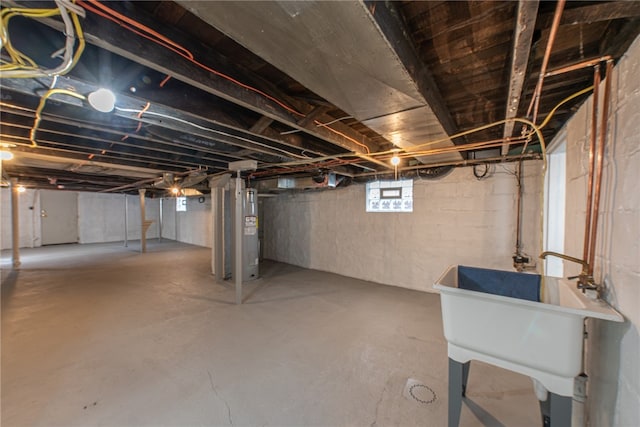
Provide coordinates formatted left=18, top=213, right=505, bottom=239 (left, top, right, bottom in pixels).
left=177, top=1, right=460, bottom=163
left=153, top=172, right=175, bottom=189
left=255, top=172, right=338, bottom=192
left=180, top=170, right=208, bottom=188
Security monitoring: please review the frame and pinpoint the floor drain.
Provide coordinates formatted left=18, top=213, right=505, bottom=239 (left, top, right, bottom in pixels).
left=408, top=383, right=437, bottom=405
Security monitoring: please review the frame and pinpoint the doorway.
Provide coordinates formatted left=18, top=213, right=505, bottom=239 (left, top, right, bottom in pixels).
left=40, top=190, right=78, bottom=245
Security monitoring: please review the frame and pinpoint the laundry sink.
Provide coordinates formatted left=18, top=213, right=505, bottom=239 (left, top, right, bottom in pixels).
left=434, top=265, right=623, bottom=426
left=435, top=265, right=622, bottom=395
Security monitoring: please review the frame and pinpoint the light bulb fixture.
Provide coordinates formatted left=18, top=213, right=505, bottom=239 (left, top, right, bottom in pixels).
left=17, top=185, right=26, bottom=193
left=170, top=186, right=180, bottom=195
left=390, top=155, right=400, bottom=166
left=0, top=150, right=14, bottom=160
left=87, top=88, right=116, bottom=112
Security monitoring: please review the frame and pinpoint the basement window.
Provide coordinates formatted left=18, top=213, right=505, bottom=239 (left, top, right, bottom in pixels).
left=366, top=179, right=413, bottom=212
left=176, top=196, right=187, bottom=212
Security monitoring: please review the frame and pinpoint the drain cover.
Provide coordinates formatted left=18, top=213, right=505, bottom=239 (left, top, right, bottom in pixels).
left=403, top=378, right=437, bottom=405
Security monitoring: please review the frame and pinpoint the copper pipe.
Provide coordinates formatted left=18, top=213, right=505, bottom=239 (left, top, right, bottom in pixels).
left=527, top=0, right=566, bottom=124
left=544, top=55, right=613, bottom=78
left=583, top=65, right=600, bottom=263
left=515, top=160, right=524, bottom=254
left=587, top=60, right=613, bottom=275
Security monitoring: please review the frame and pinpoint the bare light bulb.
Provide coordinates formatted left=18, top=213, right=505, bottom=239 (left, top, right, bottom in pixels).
left=0, top=150, right=14, bottom=160
left=171, top=187, right=180, bottom=195
left=87, top=88, right=116, bottom=112
left=17, top=185, right=26, bottom=193
left=390, top=155, right=400, bottom=166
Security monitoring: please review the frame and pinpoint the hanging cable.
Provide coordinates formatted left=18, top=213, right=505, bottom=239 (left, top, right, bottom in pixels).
left=0, top=0, right=85, bottom=78
left=473, top=164, right=490, bottom=180
left=30, top=88, right=87, bottom=147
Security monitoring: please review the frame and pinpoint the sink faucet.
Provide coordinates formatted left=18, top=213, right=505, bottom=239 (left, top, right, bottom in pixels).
left=539, top=251, right=601, bottom=297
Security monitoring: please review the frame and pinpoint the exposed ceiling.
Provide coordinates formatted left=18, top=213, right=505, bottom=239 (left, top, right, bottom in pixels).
left=1, top=0, right=639, bottom=195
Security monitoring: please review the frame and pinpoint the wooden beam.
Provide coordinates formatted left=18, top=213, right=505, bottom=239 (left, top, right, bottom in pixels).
left=248, top=116, right=274, bottom=134
left=537, top=2, right=640, bottom=29
left=296, top=105, right=330, bottom=128
left=363, top=1, right=464, bottom=146
left=600, top=17, right=640, bottom=60
left=28, top=2, right=379, bottom=155
left=1, top=77, right=310, bottom=160
left=503, top=1, right=540, bottom=155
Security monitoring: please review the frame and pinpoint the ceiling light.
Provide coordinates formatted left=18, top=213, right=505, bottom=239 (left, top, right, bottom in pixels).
left=87, top=88, right=116, bottom=112
left=390, top=155, right=400, bottom=166
left=0, top=150, right=14, bottom=160
left=17, top=185, right=26, bottom=193
left=171, top=186, right=180, bottom=195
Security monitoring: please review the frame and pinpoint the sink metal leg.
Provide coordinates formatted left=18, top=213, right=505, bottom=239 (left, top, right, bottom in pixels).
left=539, top=393, right=572, bottom=427
left=449, top=358, right=470, bottom=427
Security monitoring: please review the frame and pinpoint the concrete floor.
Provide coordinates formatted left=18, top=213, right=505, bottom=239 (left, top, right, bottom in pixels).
left=2, top=241, right=541, bottom=426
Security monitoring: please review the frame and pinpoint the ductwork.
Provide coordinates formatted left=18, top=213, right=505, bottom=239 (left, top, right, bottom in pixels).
left=177, top=1, right=461, bottom=164
left=255, top=172, right=339, bottom=192
left=152, top=172, right=176, bottom=189
left=180, top=170, right=208, bottom=188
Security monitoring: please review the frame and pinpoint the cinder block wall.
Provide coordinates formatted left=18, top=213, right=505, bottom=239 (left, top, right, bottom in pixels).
left=0, top=188, right=41, bottom=249
left=560, top=35, right=639, bottom=427
left=262, top=161, right=543, bottom=292
left=0, top=190, right=160, bottom=249
left=160, top=196, right=212, bottom=248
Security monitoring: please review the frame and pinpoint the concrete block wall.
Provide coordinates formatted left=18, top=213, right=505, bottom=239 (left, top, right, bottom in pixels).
left=0, top=188, right=41, bottom=249
left=559, top=35, right=640, bottom=427
left=262, top=161, right=543, bottom=293
left=178, top=195, right=212, bottom=248
left=160, top=196, right=212, bottom=248
left=1, top=190, right=160, bottom=249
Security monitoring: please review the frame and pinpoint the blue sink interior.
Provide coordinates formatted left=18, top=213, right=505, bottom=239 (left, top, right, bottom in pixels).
left=458, top=266, right=541, bottom=302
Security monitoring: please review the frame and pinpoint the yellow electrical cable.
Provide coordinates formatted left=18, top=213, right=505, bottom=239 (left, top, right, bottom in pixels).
left=69, top=7, right=85, bottom=67
left=30, top=89, right=86, bottom=147
left=0, top=8, right=61, bottom=70
left=537, top=85, right=594, bottom=130
left=0, top=3, right=85, bottom=77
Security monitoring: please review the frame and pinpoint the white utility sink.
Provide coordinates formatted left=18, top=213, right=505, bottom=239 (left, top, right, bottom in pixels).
left=434, top=265, right=623, bottom=397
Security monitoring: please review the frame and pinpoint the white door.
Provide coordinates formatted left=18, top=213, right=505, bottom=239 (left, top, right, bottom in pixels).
left=40, top=190, right=78, bottom=245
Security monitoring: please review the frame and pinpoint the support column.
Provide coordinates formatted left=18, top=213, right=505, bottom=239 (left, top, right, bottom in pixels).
left=139, top=189, right=147, bottom=253
left=159, top=198, right=163, bottom=242
left=10, top=178, right=21, bottom=269
left=124, top=194, right=128, bottom=247
left=448, top=358, right=471, bottom=427
left=233, top=173, right=243, bottom=304
left=213, top=187, right=225, bottom=282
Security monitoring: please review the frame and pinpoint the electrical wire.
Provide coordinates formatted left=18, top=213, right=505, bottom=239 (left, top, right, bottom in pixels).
left=30, top=88, right=86, bottom=147
left=115, top=106, right=308, bottom=159
left=537, top=85, right=594, bottom=130
left=75, top=0, right=373, bottom=154
left=0, top=0, right=85, bottom=78
left=473, top=164, right=490, bottom=180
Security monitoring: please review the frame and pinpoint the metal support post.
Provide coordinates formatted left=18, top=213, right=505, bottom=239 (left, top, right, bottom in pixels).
left=448, top=358, right=471, bottom=427
left=213, top=187, right=225, bottom=282
left=233, top=173, right=243, bottom=304
left=139, top=189, right=147, bottom=253
left=124, top=194, right=128, bottom=247
left=159, top=198, right=163, bottom=242
left=10, top=178, right=21, bottom=269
